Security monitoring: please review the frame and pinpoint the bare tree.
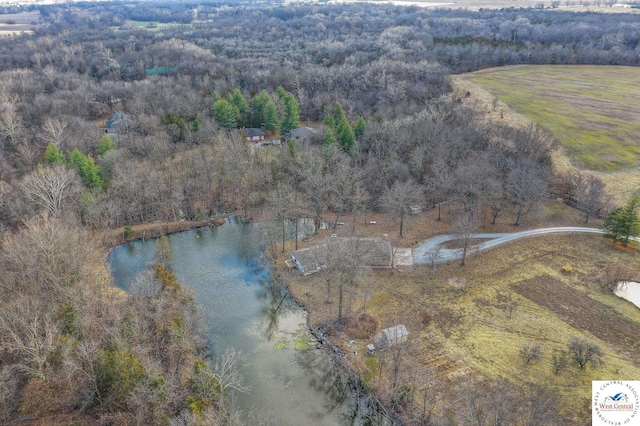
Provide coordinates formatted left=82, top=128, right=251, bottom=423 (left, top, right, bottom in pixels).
left=576, top=175, right=605, bottom=224
left=567, top=337, right=604, bottom=370
left=301, top=153, right=329, bottom=234
left=381, top=180, right=422, bottom=237
left=39, top=116, right=70, bottom=150
left=506, top=158, right=548, bottom=226
left=519, top=384, right=558, bottom=426
left=0, top=296, right=59, bottom=380
left=551, top=350, right=569, bottom=374
left=520, top=343, right=542, bottom=364
left=20, top=164, right=80, bottom=216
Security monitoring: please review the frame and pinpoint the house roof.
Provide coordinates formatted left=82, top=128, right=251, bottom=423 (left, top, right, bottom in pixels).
left=284, top=126, right=323, bottom=142
left=106, top=111, right=125, bottom=129
left=289, top=236, right=392, bottom=274
left=243, top=128, right=265, bottom=137
left=381, top=324, right=408, bottom=341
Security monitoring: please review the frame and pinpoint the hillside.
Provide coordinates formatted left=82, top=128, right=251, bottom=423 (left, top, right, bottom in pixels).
left=453, top=65, right=640, bottom=203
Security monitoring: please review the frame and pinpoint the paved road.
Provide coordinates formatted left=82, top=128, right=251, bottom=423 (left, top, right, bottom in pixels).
left=411, top=227, right=623, bottom=264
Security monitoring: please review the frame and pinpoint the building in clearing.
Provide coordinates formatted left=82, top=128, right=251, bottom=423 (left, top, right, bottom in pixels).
left=374, top=324, right=409, bottom=349
left=288, top=235, right=392, bottom=276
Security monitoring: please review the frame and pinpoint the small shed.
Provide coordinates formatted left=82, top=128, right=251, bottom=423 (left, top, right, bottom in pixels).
left=407, top=205, right=422, bottom=215
left=374, top=324, right=408, bottom=349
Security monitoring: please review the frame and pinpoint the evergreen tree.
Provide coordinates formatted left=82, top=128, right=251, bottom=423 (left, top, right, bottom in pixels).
left=229, top=89, right=249, bottom=127
left=96, top=134, right=117, bottom=156
left=69, top=148, right=103, bottom=190
left=280, top=93, right=300, bottom=135
left=353, top=117, right=367, bottom=139
left=323, top=114, right=335, bottom=129
left=337, top=117, right=356, bottom=156
left=332, top=102, right=346, bottom=128
left=250, top=90, right=271, bottom=128
left=324, top=127, right=337, bottom=146
left=44, top=142, right=65, bottom=165
left=212, top=99, right=238, bottom=130
left=263, top=99, right=279, bottom=133
left=604, top=196, right=640, bottom=244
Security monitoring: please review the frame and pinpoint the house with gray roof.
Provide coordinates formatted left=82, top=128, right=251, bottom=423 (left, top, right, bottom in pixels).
left=289, top=235, right=392, bottom=276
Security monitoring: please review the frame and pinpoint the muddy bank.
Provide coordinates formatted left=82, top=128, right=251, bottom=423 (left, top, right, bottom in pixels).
left=98, top=217, right=226, bottom=248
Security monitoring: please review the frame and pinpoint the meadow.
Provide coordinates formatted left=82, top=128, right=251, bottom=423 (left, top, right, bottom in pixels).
left=461, top=65, right=640, bottom=172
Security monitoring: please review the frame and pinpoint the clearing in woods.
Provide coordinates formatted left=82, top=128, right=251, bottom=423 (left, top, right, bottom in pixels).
left=453, top=65, right=640, bottom=203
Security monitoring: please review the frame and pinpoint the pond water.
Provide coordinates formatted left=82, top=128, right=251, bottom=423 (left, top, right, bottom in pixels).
left=108, top=217, right=362, bottom=425
left=615, top=281, right=640, bottom=310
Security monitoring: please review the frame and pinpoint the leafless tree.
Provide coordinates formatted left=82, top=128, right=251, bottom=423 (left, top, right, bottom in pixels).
left=520, top=343, right=543, bottom=364
left=506, top=158, right=548, bottom=226
left=567, top=337, right=604, bottom=370
left=20, top=164, right=80, bottom=216
left=0, top=295, right=59, bottom=380
left=381, top=179, right=422, bottom=237
left=576, top=174, right=605, bottom=224
left=39, top=116, right=69, bottom=150
left=551, top=350, right=569, bottom=374
left=301, top=153, right=330, bottom=234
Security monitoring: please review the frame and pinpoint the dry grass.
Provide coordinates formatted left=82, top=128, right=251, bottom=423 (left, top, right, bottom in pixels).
left=275, top=202, right=640, bottom=425
left=453, top=66, right=640, bottom=204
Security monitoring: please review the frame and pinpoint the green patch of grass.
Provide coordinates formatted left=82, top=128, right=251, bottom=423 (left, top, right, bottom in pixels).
left=465, top=66, right=640, bottom=172
left=273, top=336, right=288, bottom=350
left=126, top=20, right=176, bottom=31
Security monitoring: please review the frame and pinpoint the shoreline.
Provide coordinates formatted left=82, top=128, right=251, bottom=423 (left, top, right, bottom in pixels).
left=98, top=216, right=227, bottom=250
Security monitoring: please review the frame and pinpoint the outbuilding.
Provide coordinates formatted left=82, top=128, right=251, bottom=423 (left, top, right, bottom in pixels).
left=374, top=324, right=408, bottom=349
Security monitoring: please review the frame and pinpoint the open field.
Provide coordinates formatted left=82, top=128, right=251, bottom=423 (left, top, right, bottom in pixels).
left=125, top=20, right=178, bottom=31
left=275, top=202, right=640, bottom=425
left=453, top=65, right=640, bottom=203
left=0, top=11, right=40, bottom=36
left=328, top=0, right=640, bottom=12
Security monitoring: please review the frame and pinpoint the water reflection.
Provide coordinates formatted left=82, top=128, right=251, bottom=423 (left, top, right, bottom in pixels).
left=615, top=281, right=640, bottom=309
left=108, top=218, right=364, bottom=425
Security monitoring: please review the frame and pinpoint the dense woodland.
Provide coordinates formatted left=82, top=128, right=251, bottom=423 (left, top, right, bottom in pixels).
left=0, top=1, right=629, bottom=424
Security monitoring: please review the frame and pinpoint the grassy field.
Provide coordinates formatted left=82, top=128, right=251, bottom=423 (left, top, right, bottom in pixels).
left=0, top=11, right=40, bottom=36
left=275, top=202, right=640, bottom=425
left=461, top=66, right=640, bottom=172
left=125, top=20, right=177, bottom=31
left=453, top=65, right=640, bottom=203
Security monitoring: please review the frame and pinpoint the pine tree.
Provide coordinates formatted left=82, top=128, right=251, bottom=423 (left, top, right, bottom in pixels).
left=212, top=99, right=238, bottom=130
left=332, top=102, right=346, bottom=127
left=604, top=196, right=640, bottom=244
left=337, top=117, right=356, bottom=156
left=96, top=134, right=117, bottom=156
left=323, top=114, right=335, bottom=129
left=263, top=99, right=279, bottom=133
left=280, top=93, right=300, bottom=135
left=250, top=90, right=271, bottom=128
left=44, top=143, right=65, bottom=165
left=353, top=117, right=367, bottom=139
left=324, top=127, right=337, bottom=146
left=69, top=149, right=103, bottom=190
left=229, top=89, right=249, bottom=127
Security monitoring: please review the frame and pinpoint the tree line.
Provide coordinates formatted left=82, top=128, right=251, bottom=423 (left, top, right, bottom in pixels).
left=0, top=0, right=630, bottom=423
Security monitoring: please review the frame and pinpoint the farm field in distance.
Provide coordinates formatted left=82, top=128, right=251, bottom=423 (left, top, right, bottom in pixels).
left=456, top=65, right=640, bottom=202
left=0, top=11, right=40, bottom=36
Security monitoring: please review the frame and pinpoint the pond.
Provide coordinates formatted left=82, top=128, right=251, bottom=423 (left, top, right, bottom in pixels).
left=108, top=217, right=363, bottom=425
left=615, top=281, right=640, bottom=310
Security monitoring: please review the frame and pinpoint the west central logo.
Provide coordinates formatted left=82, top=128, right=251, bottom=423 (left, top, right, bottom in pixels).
left=593, top=381, right=640, bottom=425
left=599, top=393, right=634, bottom=412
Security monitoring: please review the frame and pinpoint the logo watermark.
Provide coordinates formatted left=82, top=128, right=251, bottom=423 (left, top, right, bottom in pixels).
left=593, top=381, right=639, bottom=425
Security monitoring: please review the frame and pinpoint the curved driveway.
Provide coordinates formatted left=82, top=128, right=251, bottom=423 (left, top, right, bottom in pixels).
left=412, top=227, right=622, bottom=264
